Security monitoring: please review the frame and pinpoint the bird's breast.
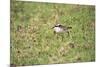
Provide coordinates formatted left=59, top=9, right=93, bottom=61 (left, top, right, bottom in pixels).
left=54, top=27, right=64, bottom=32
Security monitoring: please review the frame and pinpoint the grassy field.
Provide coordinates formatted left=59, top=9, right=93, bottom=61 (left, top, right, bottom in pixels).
left=10, top=1, right=95, bottom=66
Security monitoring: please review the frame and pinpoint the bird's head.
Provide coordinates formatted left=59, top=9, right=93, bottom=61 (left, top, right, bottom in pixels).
left=55, top=24, right=62, bottom=27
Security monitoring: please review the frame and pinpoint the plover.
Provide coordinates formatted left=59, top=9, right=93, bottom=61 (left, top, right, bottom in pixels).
left=52, top=24, right=72, bottom=34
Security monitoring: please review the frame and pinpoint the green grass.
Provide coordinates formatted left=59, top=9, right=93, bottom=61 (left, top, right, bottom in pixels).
left=10, top=1, right=95, bottom=66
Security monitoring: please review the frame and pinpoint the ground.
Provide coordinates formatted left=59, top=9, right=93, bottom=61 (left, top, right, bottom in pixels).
left=10, top=1, right=95, bottom=66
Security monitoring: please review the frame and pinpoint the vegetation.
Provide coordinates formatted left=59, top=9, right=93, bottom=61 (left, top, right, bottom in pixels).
left=10, top=1, right=95, bottom=66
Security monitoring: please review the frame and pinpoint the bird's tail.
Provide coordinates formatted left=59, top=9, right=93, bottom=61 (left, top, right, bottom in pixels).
left=67, top=27, right=72, bottom=29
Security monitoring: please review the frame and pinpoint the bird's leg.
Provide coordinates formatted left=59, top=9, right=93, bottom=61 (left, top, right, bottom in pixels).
left=54, top=31, right=56, bottom=34
left=53, top=31, right=59, bottom=39
left=67, top=31, right=73, bottom=40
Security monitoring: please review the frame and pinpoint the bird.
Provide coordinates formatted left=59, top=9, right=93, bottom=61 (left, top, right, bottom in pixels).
left=52, top=24, right=72, bottom=34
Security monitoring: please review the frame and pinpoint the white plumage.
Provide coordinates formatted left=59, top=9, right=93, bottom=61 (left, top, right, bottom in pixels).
left=52, top=24, right=72, bottom=33
left=54, top=26, right=64, bottom=33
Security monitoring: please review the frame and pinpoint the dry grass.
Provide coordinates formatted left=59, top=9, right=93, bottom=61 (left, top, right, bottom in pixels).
left=10, top=1, right=95, bottom=66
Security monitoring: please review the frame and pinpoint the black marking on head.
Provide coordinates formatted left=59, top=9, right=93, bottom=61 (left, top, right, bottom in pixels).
left=55, top=24, right=63, bottom=27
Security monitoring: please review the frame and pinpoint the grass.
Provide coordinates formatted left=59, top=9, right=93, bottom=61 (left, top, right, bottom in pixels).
left=10, top=1, right=95, bottom=66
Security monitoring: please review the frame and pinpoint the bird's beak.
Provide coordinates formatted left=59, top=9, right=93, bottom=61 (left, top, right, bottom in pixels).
left=51, top=27, right=54, bottom=29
